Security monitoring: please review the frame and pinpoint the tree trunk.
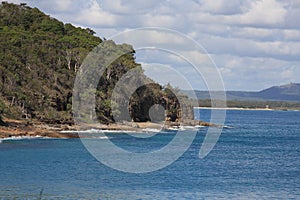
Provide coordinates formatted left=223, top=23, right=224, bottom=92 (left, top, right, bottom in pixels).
left=66, top=50, right=72, bottom=70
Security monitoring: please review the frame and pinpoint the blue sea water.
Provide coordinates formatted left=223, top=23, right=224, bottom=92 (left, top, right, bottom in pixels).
left=0, top=110, right=299, bottom=199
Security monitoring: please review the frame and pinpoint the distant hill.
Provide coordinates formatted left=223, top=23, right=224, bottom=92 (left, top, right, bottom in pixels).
left=255, top=83, right=300, bottom=101
left=183, top=83, right=300, bottom=102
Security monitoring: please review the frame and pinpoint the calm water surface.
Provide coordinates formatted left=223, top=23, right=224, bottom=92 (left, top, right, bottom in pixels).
left=0, top=110, right=299, bottom=199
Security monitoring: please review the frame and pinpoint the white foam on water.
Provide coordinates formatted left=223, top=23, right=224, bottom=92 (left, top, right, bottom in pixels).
left=180, top=126, right=199, bottom=130
left=84, top=135, right=111, bottom=140
left=0, top=135, right=47, bottom=143
left=61, top=129, right=138, bottom=134
left=142, top=128, right=161, bottom=133
left=165, top=125, right=204, bottom=131
left=223, top=125, right=234, bottom=129
left=167, top=127, right=180, bottom=131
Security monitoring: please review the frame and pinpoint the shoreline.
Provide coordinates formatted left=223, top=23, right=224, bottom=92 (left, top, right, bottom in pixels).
left=195, top=107, right=300, bottom=111
left=0, top=118, right=79, bottom=139
left=195, top=107, right=274, bottom=111
left=1, top=107, right=297, bottom=139
left=0, top=118, right=216, bottom=139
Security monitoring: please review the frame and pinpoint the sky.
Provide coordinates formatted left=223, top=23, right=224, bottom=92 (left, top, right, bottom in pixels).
left=6, top=0, right=300, bottom=91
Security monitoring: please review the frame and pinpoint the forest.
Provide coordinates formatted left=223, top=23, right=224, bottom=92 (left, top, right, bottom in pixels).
left=0, top=2, right=182, bottom=125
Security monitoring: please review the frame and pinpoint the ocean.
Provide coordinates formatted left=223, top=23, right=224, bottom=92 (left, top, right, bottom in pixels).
left=0, top=110, right=299, bottom=199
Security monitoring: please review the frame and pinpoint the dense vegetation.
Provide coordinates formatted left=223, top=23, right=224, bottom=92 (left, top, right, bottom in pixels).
left=0, top=2, right=101, bottom=123
left=0, top=2, right=182, bottom=125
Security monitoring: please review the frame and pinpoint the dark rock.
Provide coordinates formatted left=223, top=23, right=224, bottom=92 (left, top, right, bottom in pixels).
left=0, top=117, right=7, bottom=127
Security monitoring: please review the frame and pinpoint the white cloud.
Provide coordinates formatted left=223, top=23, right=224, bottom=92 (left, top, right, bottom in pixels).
left=141, top=14, right=177, bottom=28
left=232, top=27, right=279, bottom=41
left=283, top=30, right=300, bottom=41
left=199, top=0, right=250, bottom=15
left=98, top=0, right=162, bottom=15
left=76, top=0, right=117, bottom=27
left=214, top=54, right=300, bottom=90
left=57, top=0, right=72, bottom=11
left=237, top=0, right=287, bottom=27
left=141, top=62, right=196, bottom=90
left=111, top=28, right=195, bottom=52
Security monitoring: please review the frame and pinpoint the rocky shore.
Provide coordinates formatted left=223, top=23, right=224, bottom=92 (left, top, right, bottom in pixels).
left=0, top=118, right=218, bottom=139
left=0, top=118, right=79, bottom=139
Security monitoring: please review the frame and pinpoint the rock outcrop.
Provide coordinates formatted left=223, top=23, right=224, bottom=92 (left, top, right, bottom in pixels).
left=0, top=117, right=7, bottom=126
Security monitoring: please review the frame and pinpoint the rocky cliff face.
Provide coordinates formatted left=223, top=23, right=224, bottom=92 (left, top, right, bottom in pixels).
left=129, top=83, right=181, bottom=123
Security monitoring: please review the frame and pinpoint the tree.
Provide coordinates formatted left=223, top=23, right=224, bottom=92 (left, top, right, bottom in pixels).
left=86, top=28, right=96, bottom=35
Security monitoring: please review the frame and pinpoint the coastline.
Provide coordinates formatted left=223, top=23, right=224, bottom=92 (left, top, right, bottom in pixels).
left=0, top=118, right=79, bottom=139
left=0, top=118, right=216, bottom=139
left=1, top=107, right=297, bottom=139
left=195, top=107, right=274, bottom=111
left=195, top=107, right=300, bottom=111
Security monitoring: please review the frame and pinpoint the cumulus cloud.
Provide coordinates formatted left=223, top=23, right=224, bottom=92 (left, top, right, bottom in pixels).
left=283, top=30, right=300, bottom=41
left=141, top=62, right=196, bottom=90
left=75, top=0, right=118, bottom=27
left=215, top=55, right=300, bottom=90
left=199, top=0, right=250, bottom=15
left=111, top=28, right=197, bottom=52
left=98, top=0, right=162, bottom=15
left=237, top=0, right=287, bottom=27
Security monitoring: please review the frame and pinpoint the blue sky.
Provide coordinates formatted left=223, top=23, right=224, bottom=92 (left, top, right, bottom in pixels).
left=7, top=0, right=300, bottom=91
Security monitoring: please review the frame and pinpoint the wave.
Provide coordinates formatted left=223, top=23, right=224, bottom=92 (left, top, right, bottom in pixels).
left=140, top=126, right=204, bottom=132
left=61, top=129, right=137, bottom=134
left=223, top=125, right=234, bottom=129
left=179, top=125, right=205, bottom=130
left=60, top=125, right=207, bottom=136
left=164, top=125, right=205, bottom=131
left=82, top=136, right=111, bottom=140
left=142, top=128, right=161, bottom=133
left=0, top=135, right=48, bottom=143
